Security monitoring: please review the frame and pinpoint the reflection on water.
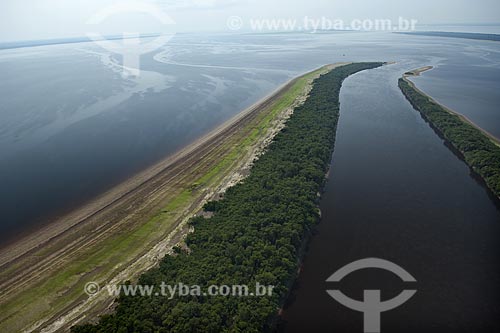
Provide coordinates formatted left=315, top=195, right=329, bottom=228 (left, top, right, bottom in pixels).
left=0, top=31, right=499, bottom=247
left=280, top=64, right=500, bottom=332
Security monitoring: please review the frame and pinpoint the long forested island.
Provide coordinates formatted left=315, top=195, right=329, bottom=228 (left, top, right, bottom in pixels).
left=399, top=73, right=500, bottom=200
left=73, top=62, right=384, bottom=333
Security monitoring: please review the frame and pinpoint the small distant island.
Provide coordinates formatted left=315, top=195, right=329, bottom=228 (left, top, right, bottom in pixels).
left=397, top=31, right=500, bottom=42
left=399, top=68, right=500, bottom=200
left=404, top=66, right=433, bottom=77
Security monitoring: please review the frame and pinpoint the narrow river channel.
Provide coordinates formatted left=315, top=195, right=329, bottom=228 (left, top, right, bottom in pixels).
left=280, top=63, right=500, bottom=332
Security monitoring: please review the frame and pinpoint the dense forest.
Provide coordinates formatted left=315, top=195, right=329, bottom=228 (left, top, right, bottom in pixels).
left=399, top=78, right=500, bottom=199
left=73, top=62, right=384, bottom=333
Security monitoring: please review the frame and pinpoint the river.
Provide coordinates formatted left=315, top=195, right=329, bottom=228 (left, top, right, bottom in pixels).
left=1, top=31, right=500, bottom=252
left=280, top=63, right=500, bottom=332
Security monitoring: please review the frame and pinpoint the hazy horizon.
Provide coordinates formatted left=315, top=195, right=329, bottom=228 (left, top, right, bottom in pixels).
left=2, top=0, right=500, bottom=42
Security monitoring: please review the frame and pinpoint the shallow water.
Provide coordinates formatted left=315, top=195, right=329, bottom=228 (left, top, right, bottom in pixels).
left=1, top=31, right=499, bottom=248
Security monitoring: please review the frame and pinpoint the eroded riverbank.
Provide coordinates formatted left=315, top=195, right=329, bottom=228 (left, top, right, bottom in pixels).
left=0, top=64, right=341, bottom=333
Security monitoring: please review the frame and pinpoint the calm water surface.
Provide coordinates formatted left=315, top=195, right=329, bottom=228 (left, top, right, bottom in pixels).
left=280, top=64, right=500, bottom=332
left=1, top=31, right=499, bottom=250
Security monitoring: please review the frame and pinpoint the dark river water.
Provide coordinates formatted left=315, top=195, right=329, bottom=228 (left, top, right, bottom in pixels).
left=0, top=28, right=499, bottom=331
left=280, top=64, right=500, bottom=332
left=1, top=31, right=500, bottom=254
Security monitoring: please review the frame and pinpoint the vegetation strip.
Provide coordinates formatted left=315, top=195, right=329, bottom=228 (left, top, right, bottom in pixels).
left=74, top=62, right=384, bottom=333
left=0, top=65, right=334, bottom=333
left=399, top=75, right=500, bottom=200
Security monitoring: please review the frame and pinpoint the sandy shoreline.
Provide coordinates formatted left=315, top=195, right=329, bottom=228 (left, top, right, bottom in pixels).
left=403, top=67, right=500, bottom=146
left=0, top=63, right=345, bottom=332
left=404, top=65, right=433, bottom=76
left=0, top=67, right=317, bottom=267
